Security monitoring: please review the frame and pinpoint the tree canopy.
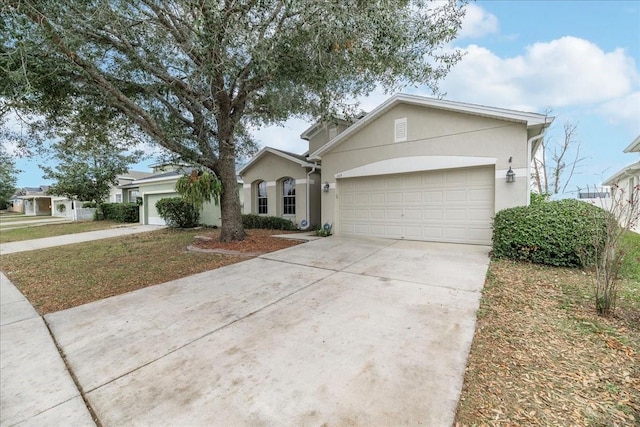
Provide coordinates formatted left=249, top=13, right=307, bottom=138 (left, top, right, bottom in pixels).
left=0, top=146, right=20, bottom=209
left=2, top=0, right=466, bottom=241
left=42, top=141, right=142, bottom=207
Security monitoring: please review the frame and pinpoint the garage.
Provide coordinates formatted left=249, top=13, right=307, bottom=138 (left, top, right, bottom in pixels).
left=144, top=192, right=178, bottom=225
left=338, top=166, right=494, bottom=245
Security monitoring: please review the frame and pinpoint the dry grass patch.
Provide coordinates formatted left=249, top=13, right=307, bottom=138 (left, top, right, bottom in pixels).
left=0, top=220, right=123, bottom=243
left=455, top=260, right=639, bottom=426
left=1, top=228, right=301, bottom=314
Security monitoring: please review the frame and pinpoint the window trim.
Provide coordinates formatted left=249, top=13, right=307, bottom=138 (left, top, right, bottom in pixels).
left=282, top=177, right=295, bottom=216
left=257, top=181, right=267, bottom=214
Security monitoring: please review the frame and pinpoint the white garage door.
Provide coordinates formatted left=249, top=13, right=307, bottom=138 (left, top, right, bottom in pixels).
left=145, top=193, right=179, bottom=225
left=338, top=167, right=494, bottom=245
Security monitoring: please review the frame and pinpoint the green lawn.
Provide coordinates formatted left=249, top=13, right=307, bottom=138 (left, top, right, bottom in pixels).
left=0, top=215, right=56, bottom=223
left=0, top=228, right=298, bottom=314
left=621, top=231, right=640, bottom=282
left=0, top=220, right=123, bottom=243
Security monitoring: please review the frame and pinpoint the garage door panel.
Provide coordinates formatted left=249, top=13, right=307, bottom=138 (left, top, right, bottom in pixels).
left=469, top=188, right=493, bottom=201
left=385, top=225, right=402, bottom=237
left=370, top=193, right=385, bottom=203
left=424, top=191, right=443, bottom=202
left=338, top=167, right=494, bottom=245
left=355, top=209, right=369, bottom=219
left=422, top=173, right=445, bottom=186
left=422, top=227, right=444, bottom=240
left=404, top=191, right=423, bottom=203
left=445, top=190, right=468, bottom=202
left=424, top=208, right=444, bottom=220
left=404, top=209, right=422, bottom=220
left=445, top=208, right=467, bottom=221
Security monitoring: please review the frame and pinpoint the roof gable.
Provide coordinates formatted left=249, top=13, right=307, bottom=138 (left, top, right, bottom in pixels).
left=309, top=93, right=554, bottom=159
left=624, top=135, right=640, bottom=153
left=238, top=147, right=316, bottom=175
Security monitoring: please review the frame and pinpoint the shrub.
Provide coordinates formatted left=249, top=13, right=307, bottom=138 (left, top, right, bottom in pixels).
left=242, top=214, right=297, bottom=230
left=156, top=197, right=199, bottom=228
left=530, top=191, right=550, bottom=205
left=492, top=199, right=608, bottom=268
left=82, top=201, right=97, bottom=208
left=101, top=203, right=140, bottom=223
left=315, top=223, right=332, bottom=237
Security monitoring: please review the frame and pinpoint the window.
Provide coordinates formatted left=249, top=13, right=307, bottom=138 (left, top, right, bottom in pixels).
left=115, top=194, right=122, bottom=203
left=257, top=181, right=267, bottom=214
left=129, top=190, right=140, bottom=203
left=283, top=178, right=295, bottom=215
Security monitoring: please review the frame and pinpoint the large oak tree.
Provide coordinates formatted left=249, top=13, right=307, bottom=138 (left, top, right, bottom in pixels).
left=2, top=0, right=466, bottom=241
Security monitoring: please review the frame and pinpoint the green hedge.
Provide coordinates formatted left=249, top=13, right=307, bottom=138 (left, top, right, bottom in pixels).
left=242, top=214, right=297, bottom=230
left=155, top=197, right=199, bottom=228
left=492, top=199, right=608, bottom=268
left=101, top=203, right=140, bottom=223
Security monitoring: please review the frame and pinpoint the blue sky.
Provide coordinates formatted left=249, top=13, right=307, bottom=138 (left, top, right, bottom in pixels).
left=13, top=0, right=640, bottom=195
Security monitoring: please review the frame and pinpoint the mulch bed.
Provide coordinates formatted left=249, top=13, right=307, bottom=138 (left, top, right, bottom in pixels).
left=190, top=228, right=304, bottom=254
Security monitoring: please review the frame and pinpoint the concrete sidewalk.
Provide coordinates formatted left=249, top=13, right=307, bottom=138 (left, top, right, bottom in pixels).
left=0, top=272, right=95, bottom=427
left=0, top=225, right=164, bottom=255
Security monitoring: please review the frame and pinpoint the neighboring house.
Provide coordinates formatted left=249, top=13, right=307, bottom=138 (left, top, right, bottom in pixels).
left=108, top=170, right=155, bottom=203
left=12, top=186, right=57, bottom=216
left=242, top=93, right=554, bottom=245
left=131, top=164, right=244, bottom=226
left=602, top=135, right=640, bottom=231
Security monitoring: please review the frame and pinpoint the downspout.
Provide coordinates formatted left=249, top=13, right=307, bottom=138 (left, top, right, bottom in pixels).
left=527, top=126, right=550, bottom=205
left=304, top=162, right=317, bottom=230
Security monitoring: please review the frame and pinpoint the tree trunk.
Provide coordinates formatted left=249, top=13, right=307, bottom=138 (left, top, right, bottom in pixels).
left=217, top=136, right=245, bottom=243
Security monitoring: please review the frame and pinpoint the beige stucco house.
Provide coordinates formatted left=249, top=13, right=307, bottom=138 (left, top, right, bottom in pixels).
left=239, top=148, right=322, bottom=229
left=130, top=164, right=244, bottom=226
left=241, top=93, right=554, bottom=245
left=602, top=135, right=640, bottom=232
left=108, top=171, right=154, bottom=203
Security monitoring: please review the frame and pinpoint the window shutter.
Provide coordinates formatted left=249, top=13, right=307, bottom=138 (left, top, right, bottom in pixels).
left=394, top=118, right=407, bottom=142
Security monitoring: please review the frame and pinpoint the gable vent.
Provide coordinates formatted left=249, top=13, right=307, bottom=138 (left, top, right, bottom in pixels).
left=328, top=126, right=338, bottom=140
left=394, top=117, right=407, bottom=142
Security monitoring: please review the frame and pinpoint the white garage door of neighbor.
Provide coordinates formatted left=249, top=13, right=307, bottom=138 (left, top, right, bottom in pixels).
left=146, top=193, right=179, bottom=225
left=338, top=167, right=494, bottom=245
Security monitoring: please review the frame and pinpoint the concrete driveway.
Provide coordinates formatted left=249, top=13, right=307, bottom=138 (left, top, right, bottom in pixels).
left=45, top=236, right=490, bottom=426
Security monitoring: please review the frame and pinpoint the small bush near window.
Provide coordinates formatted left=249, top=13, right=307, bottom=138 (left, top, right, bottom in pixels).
left=492, top=199, right=608, bottom=268
left=314, top=223, right=332, bottom=237
left=242, top=214, right=297, bottom=230
left=82, top=201, right=97, bottom=208
left=101, top=203, right=140, bottom=223
left=156, top=197, right=199, bottom=228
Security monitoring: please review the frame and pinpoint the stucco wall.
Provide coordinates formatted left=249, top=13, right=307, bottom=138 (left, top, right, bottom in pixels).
left=137, top=180, right=222, bottom=227
left=241, top=152, right=319, bottom=227
left=308, top=122, right=351, bottom=154
left=319, top=103, right=531, bottom=227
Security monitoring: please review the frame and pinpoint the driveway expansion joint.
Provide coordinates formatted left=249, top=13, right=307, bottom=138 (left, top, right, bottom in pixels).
left=43, top=317, right=103, bottom=427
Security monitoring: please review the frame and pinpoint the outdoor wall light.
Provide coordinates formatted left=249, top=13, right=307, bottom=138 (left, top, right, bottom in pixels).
left=323, top=181, right=330, bottom=192
left=506, top=167, right=516, bottom=183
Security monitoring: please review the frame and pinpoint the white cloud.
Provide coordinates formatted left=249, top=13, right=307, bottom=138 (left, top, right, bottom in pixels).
left=441, top=37, right=639, bottom=113
left=457, top=4, right=499, bottom=39
left=251, top=118, right=310, bottom=154
left=595, top=91, right=640, bottom=132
